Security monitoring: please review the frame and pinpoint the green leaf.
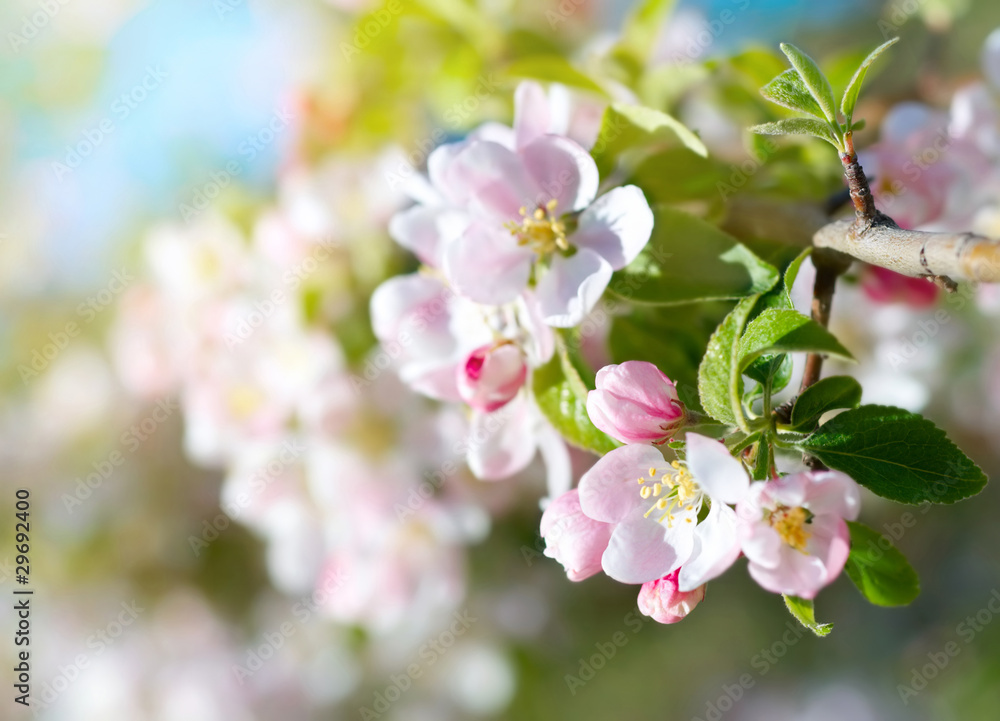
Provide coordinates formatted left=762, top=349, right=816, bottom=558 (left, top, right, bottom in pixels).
left=797, top=405, right=988, bottom=504
left=612, top=0, right=677, bottom=69
left=591, top=103, right=707, bottom=178
left=789, top=375, right=863, bottom=430
left=697, top=295, right=760, bottom=429
left=607, top=304, right=727, bottom=409
left=738, top=309, right=853, bottom=371
left=749, top=118, right=840, bottom=148
left=783, top=595, right=833, bottom=637
left=760, top=69, right=825, bottom=119
left=532, top=334, right=619, bottom=455
left=779, top=43, right=838, bottom=123
left=505, top=56, right=607, bottom=95
left=783, top=248, right=812, bottom=298
left=841, top=37, right=899, bottom=126
left=629, top=147, right=729, bottom=204
left=844, top=521, right=920, bottom=607
left=608, top=207, right=779, bottom=306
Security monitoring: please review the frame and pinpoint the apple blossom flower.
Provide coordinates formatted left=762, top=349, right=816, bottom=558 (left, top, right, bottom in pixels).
left=457, top=341, right=529, bottom=413
left=387, top=80, right=654, bottom=327
left=860, top=265, right=939, bottom=308
left=737, top=471, right=861, bottom=599
left=586, top=361, right=686, bottom=444
left=540, top=488, right=613, bottom=581
left=577, top=434, right=749, bottom=588
left=637, top=569, right=706, bottom=624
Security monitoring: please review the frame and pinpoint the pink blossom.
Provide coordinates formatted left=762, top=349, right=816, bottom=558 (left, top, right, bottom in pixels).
left=388, top=81, right=654, bottom=327
left=541, top=489, right=613, bottom=581
left=577, top=435, right=749, bottom=587
left=860, top=265, right=939, bottom=308
left=737, top=471, right=861, bottom=600
left=457, top=342, right=528, bottom=413
left=586, top=361, right=685, bottom=444
left=637, top=569, right=706, bottom=624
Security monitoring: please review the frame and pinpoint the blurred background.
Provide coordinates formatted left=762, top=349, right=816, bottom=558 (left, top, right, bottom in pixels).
left=3, top=0, right=1000, bottom=719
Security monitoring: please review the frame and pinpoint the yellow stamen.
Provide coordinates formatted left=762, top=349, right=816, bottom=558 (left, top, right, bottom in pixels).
left=505, top=199, right=570, bottom=255
left=770, top=505, right=811, bottom=553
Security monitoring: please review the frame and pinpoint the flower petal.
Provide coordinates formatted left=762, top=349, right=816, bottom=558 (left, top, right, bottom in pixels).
left=801, top=471, right=861, bottom=521
left=536, top=247, right=612, bottom=327
left=686, top=433, right=749, bottom=505
left=454, top=140, right=540, bottom=222
left=678, top=502, right=742, bottom=591
left=578, top=444, right=665, bottom=523
left=601, top=506, right=692, bottom=584
left=389, top=205, right=470, bottom=268
left=519, top=135, right=599, bottom=213
left=514, top=81, right=551, bottom=150
left=572, top=185, right=654, bottom=269
left=444, top=222, right=533, bottom=305
left=536, top=416, right=572, bottom=502
left=466, top=396, right=536, bottom=481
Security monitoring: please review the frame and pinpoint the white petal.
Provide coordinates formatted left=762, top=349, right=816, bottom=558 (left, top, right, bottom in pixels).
left=466, top=396, right=536, bottom=480
left=536, top=248, right=612, bottom=327
left=443, top=222, right=533, bottom=305
left=677, top=503, right=741, bottom=591
left=519, top=135, right=599, bottom=213
left=535, top=414, right=572, bottom=502
left=514, top=81, right=551, bottom=150
left=686, top=433, right=750, bottom=505
left=601, top=506, right=692, bottom=584
left=572, top=185, right=654, bottom=269
left=389, top=206, right=470, bottom=268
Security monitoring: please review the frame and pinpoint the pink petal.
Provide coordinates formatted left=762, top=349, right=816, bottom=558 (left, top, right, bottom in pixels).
left=519, top=135, right=599, bottom=213
left=536, top=419, right=572, bottom=501
left=466, top=396, right=536, bottom=481
left=800, top=471, right=861, bottom=521
left=686, top=433, right=749, bottom=505
left=747, top=545, right=827, bottom=599
left=541, top=489, right=613, bottom=582
left=389, top=205, right=470, bottom=268
left=443, top=222, right=534, bottom=305
left=572, top=185, right=654, bottom=269
left=578, top=444, right=665, bottom=523
left=454, top=140, right=540, bottom=222
left=601, top=505, right=692, bottom=584
left=638, top=569, right=705, bottom=624
left=677, top=502, right=742, bottom=591
left=536, top=247, right=613, bottom=327
left=514, top=81, right=551, bottom=150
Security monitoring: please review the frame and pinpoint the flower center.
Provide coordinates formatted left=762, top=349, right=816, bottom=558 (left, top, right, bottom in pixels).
left=506, top=199, right=569, bottom=256
left=637, top=461, right=701, bottom=528
left=768, top=505, right=812, bottom=553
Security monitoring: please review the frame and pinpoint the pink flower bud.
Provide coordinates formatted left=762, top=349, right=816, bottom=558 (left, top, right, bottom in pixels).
left=586, top=361, right=685, bottom=445
left=637, top=570, right=705, bottom=624
left=541, top=489, right=613, bottom=582
left=861, top=265, right=938, bottom=307
left=457, top=342, right=528, bottom=413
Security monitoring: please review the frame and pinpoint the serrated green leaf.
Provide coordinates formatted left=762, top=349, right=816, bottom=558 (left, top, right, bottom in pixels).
left=505, top=56, right=607, bottom=95
left=738, top=309, right=853, bottom=371
left=698, top=296, right=760, bottom=429
left=780, top=43, right=838, bottom=123
left=783, top=248, right=812, bottom=298
left=797, top=405, right=988, bottom=504
left=841, top=37, right=899, bottom=126
left=608, top=207, right=779, bottom=306
left=749, top=118, right=840, bottom=148
left=760, top=69, right=825, bottom=119
left=591, top=103, right=707, bottom=178
left=532, top=334, right=619, bottom=455
left=844, top=521, right=920, bottom=607
left=789, top=375, right=862, bottom=430
left=783, top=595, right=833, bottom=637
